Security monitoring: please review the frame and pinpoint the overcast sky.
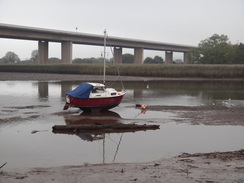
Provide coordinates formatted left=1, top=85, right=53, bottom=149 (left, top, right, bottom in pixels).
left=0, top=0, right=243, bottom=60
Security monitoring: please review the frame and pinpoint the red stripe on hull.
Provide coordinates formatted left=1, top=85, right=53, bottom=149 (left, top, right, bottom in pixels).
left=66, top=94, right=125, bottom=110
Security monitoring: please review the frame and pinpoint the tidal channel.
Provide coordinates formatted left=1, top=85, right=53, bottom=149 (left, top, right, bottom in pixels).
left=0, top=80, right=244, bottom=168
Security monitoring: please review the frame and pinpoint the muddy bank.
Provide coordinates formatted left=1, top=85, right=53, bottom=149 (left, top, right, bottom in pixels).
left=0, top=72, right=160, bottom=81
left=146, top=105, right=244, bottom=126
left=1, top=150, right=244, bottom=183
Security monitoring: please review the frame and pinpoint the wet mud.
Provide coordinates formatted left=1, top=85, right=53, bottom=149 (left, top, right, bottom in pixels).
left=1, top=103, right=244, bottom=128
left=1, top=150, right=244, bottom=183
left=0, top=105, right=49, bottom=125
left=146, top=105, right=244, bottom=126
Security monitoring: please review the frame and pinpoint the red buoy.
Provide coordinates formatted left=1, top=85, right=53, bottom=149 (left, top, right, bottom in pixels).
left=141, top=104, right=147, bottom=110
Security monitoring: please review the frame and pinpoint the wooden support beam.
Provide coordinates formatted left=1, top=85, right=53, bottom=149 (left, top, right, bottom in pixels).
left=52, top=123, right=160, bottom=134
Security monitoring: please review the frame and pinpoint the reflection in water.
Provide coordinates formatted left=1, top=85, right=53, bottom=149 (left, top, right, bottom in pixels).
left=38, top=82, right=72, bottom=100
left=124, top=80, right=244, bottom=98
left=36, top=80, right=244, bottom=106
left=61, top=111, right=122, bottom=163
left=38, top=82, right=48, bottom=98
left=64, top=111, right=122, bottom=125
left=53, top=111, right=159, bottom=163
left=134, top=90, right=143, bottom=98
left=61, top=111, right=122, bottom=160
left=127, top=80, right=244, bottom=107
left=61, top=83, right=72, bottom=98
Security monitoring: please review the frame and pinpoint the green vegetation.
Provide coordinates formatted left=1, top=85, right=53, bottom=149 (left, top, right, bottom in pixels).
left=0, top=34, right=243, bottom=79
left=1, top=34, right=243, bottom=65
left=73, top=57, right=104, bottom=64
left=118, top=64, right=244, bottom=78
left=122, top=54, right=134, bottom=64
left=144, top=56, right=164, bottom=64
left=188, top=34, right=244, bottom=64
left=30, top=50, right=38, bottom=63
left=0, top=64, right=243, bottom=79
left=0, top=51, right=20, bottom=64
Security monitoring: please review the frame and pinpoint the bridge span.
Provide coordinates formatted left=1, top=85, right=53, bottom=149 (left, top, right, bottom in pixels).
left=0, top=23, right=195, bottom=64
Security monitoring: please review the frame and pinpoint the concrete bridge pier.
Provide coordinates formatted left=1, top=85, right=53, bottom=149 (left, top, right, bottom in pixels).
left=38, top=41, right=48, bottom=64
left=165, top=51, right=173, bottom=64
left=184, top=52, right=189, bottom=64
left=62, top=41, right=72, bottom=63
left=114, top=47, right=122, bottom=63
left=38, top=82, right=48, bottom=98
left=134, top=48, right=144, bottom=64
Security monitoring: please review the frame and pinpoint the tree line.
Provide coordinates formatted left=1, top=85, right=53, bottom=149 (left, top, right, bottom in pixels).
left=1, top=34, right=243, bottom=64
left=0, top=51, right=166, bottom=64
left=188, top=34, right=244, bottom=64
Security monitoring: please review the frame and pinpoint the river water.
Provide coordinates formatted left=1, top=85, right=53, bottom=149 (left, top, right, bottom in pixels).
left=0, top=80, right=244, bottom=168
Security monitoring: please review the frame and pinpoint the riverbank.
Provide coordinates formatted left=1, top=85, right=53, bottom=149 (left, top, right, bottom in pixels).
left=0, top=72, right=244, bottom=81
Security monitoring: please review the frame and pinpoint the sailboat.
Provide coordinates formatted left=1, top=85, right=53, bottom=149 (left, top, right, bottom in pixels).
left=63, top=30, right=126, bottom=111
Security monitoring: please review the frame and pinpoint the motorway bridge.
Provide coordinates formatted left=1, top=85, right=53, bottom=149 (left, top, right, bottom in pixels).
left=0, top=23, right=195, bottom=64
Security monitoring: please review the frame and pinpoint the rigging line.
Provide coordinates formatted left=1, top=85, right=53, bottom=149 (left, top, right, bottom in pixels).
left=106, top=34, right=125, bottom=91
left=103, top=133, right=105, bottom=164
left=105, top=134, right=119, bottom=145
left=106, top=75, right=121, bottom=88
left=112, top=133, right=124, bottom=163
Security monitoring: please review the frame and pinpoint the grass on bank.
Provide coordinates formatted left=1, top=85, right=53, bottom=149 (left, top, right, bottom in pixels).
left=0, top=64, right=243, bottom=79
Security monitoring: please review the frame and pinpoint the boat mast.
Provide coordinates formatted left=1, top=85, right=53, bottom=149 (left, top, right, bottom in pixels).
left=103, top=30, right=106, bottom=85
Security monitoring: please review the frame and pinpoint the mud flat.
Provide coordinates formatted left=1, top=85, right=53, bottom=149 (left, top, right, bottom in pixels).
left=1, top=103, right=244, bottom=183
left=1, top=150, right=244, bottom=183
left=1, top=72, right=244, bottom=182
left=147, top=105, right=244, bottom=126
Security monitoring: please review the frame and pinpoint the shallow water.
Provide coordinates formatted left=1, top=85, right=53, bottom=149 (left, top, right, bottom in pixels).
left=0, top=80, right=244, bottom=168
